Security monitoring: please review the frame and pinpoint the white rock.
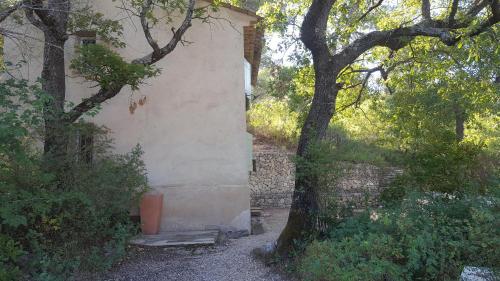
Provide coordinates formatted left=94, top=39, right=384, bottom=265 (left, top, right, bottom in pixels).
left=460, top=266, right=496, bottom=281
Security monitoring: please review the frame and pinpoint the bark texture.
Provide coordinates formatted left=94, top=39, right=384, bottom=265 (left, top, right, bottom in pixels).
left=23, top=0, right=72, bottom=170
left=41, top=36, right=70, bottom=168
left=276, top=0, right=500, bottom=255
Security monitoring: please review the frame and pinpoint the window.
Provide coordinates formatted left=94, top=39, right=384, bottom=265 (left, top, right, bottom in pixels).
left=73, top=123, right=96, bottom=165
left=79, top=129, right=94, bottom=165
left=81, top=38, right=96, bottom=45
left=72, top=31, right=96, bottom=74
left=75, top=30, right=97, bottom=47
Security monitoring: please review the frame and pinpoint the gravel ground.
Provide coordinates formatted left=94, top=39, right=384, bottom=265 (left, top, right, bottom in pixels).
left=84, top=209, right=292, bottom=281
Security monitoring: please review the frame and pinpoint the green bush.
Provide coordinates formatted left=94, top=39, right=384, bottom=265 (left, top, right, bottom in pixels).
left=299, top=193, right=499, bottom=281
left=323, top=126, right=404, bottom=167
left=0, top=79, right=148, bottom=280
left=247, top=98, right=300, bottom=148
left=0, top=234, right=24, bottom=281
left=407, top=139, right=496, bottom=194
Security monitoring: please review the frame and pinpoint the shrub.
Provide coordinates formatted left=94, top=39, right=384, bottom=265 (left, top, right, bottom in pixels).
left=299, top=193, right=499, bottom=281
left=0, top=234, right=24, bottom=281
left=0, top=144, right=147, bottom=280
left=406, top=139, right=496, bottom=194
left=247, top=98, right=300, bottom=148
left=0, top=79, right=148, bottom=280
left=323, top=126, right=404, bottom=167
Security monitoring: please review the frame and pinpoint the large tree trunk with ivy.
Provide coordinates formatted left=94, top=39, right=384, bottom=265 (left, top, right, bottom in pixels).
left=276, top=0, right=499, bottom=255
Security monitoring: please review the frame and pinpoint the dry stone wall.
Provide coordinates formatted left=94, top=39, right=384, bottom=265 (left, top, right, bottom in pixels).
left=331, top=163, right=403, bottom=210
left=249, top=150, right=295, bottom=208
left=249, top=148, right=403, bottom=209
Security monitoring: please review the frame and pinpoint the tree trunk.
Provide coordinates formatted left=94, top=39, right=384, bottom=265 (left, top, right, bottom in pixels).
left=41, top=32, right=70, bottom=172
left=273, top=0, right=498, bottom=258
left=276, top=68, right=339, bottom=255
left=453, top=103, right=465, bottom=142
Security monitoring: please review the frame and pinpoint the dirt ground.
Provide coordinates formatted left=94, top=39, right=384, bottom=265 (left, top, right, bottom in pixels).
left=81, top=209, right=292, bottom=281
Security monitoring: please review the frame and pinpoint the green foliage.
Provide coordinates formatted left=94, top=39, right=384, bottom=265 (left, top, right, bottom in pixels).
left=372, top=33, right=500, bottom=193
left=252, top=2, right=498, bottom=279
left=70, top=44, right=159, bottom=90
left=0, top=234, right=24, bottom=281
left=324, top=125, right=404, bottom=166
left=251, top=29, right=498, bottom=194
left=248, top=97, right=402, bottom=166
left=0, top=79, right=148, bottom=280
left=292, top=136, right=403, bottom=228
left=254, top=66, right=298, bottom=101
left=68, top=7, right=125, bottom=48
left=406, top=140, right=494, bottom=194
left=299, top=193, right=500, bottom=281
left=247, top=98, right=300, bottom=147
left=253, top=64, right=316, bottom=124
left=301, top=233, right=406, bottom=281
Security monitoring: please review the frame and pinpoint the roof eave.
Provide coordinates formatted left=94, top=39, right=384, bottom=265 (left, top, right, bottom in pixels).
left=200, top=0, right=263, bottom=21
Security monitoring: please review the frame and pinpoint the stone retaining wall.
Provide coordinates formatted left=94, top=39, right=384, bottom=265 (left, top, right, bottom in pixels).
left=332, top=163, right=403, bottom=210
left=249, top=149, right=403, bottom=209
left=249, top=150, right=295, bottom=208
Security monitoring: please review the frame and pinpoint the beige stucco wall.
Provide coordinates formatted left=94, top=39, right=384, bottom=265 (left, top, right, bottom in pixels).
left=2, top=1, right=254, bottom=232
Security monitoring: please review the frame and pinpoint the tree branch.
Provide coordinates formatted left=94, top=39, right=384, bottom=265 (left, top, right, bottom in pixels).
left=64, top=86, right=124, bottom=123
left=24, top=0, right=53, bottom=28
left=333, top=23, right=452, bottom=69
left=133, top=0, right=195, bottom=65
left=65, top=0, right=196, bottom=123
left=333, top=0, right=499, bottom=71
left=140, top=0, right=161, bottom=54
left=441, top=0, right=495, bottom=29
left=22, top=0, right=69, bottom=38
left=421, top=0, right=432, bottom=21
left=0, top=1, right=22, bottom=23
left=336, top=59, right=404, bottom=112
left=465, top=0, right=491, bottom=19
left=300, top=0, right=336, bottom=65
left=448, top=1, right=499, bottom=44
left=448, top=0, right=459, bottom=25
left=24, top=3, right=49, bottom=32
left=465, top=12, right=500, bottom=38
left=337, top=69, right=374, bottom=112
left=358, top=0, right=384, bottom=22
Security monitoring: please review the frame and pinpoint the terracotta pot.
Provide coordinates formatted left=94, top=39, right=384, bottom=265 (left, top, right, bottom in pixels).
left=140, top=191, right=164, bottom=235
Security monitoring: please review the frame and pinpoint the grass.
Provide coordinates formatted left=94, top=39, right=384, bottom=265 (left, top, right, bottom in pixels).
left=248, top=98, right=404, bottom=166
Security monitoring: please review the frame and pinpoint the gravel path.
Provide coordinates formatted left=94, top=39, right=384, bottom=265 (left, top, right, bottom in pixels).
left=87, top=209, right=292, bottom=281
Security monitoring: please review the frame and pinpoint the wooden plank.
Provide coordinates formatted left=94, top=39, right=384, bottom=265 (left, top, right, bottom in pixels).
left=129, top=230, right=219, bottom=247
